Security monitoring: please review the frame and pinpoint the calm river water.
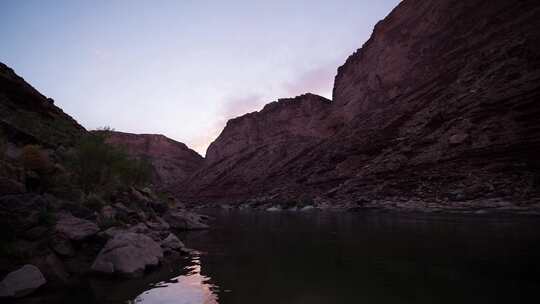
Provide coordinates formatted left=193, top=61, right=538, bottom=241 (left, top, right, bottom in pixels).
left=59, top=210, right=540, bottom=303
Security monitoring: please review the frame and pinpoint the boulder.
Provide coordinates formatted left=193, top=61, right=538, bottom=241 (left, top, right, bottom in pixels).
left=266, top=206, right=282, bottom=212
left=160, top=233, right=185, bottom=253
left=55, top=213, right=99, bottom=241
left=164, top=211, right=209, bottom=230
left=0, top=265, right=46, bottom=298
left=91, top=232, right=163, bottom=277
left=449, top=133, right=469, bottom=145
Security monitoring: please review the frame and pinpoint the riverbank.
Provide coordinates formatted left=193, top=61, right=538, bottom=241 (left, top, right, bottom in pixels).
left=0, top=187, right=209, bottom=300
left=192, top=196, right=540, bottom=217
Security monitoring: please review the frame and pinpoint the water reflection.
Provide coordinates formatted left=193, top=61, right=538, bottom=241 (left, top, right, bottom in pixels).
left=57, top=211, right=540, bottom=304
left=131, top=254, right=219, bottom=304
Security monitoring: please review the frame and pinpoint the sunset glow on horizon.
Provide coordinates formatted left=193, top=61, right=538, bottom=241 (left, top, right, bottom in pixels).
left=0, top=0, right=400, bottom=155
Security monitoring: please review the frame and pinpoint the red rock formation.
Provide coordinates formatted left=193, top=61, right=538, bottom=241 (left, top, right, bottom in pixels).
left=206, top=93, right=335, bottom=164
left=185, top=93, right=335, bottom=200
left=177, top=0, right=540, bottom=207
left=105, top=132, right=203, bottom=188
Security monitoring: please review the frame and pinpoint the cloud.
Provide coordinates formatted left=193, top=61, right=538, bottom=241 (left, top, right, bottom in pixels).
left=188, top=63, right=338, bottom=156
left=187, top=94, right=266, bottom=156
left=220, top=94, right=266, bottom=120
left=283, top=63, right=337, bottom=98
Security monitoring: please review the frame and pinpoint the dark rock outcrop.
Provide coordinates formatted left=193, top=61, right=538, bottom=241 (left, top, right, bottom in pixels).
left=176, top=0, right=540, bottom=209
left=0, top=62, right=85, bottom=147
left=105, top=132, right=203, bottom=188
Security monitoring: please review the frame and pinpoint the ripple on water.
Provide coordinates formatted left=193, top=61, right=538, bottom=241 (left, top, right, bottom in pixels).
left=131, top=255, right=219, bottom=304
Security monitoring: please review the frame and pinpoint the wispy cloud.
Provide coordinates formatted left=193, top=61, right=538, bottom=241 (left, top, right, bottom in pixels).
left=187, top=64, right=337, bottom=156
left=187, top=94, right=266, bottom=156
left=283, top=63, right=337, bottom=98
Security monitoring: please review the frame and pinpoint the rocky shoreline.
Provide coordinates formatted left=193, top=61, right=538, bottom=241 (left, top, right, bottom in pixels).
left=2, top=192, right=539, bottom=300
left=0, top=187, right=209, bottom=300
left=193, top=196, right=540, bottom=216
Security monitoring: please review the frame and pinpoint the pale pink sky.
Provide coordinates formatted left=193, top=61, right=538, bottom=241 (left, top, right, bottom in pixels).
left=0, top=0, right=400, bottom=155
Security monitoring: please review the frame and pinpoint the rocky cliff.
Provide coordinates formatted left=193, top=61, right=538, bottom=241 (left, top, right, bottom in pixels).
left=177, top=0, right=540, bottom=210
left=0, top=64, right=208, bottom=299
left=0, top=62, right=85, bottom=147
left=185, top=93, right=335, bottom=200
left=105, top=132, right=204, bottom=188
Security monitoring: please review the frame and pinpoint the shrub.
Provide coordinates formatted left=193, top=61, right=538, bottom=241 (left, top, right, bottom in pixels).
left=82, top=193, right=106, bottom=212
left=21, top=145, right=52, bottom=173
left=66, top=131, right=152, bottom=194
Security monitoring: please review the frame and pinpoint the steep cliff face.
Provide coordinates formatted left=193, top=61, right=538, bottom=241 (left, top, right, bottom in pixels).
left=106, top=132, right=203, bottom=187
left=333, top=0, right=540, bottom=121
left=206, top=93, right=335, bottom=164
left=0, top=62, right=85, bottom=147
left=185, top=94, right=335, bottom=199
left=178, top=0, right=540, bottom=207
left=323, top=0, right=540, bottom=204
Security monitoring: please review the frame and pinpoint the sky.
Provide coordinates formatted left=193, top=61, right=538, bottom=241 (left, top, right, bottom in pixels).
left=0, top=0, right=400, bottom=155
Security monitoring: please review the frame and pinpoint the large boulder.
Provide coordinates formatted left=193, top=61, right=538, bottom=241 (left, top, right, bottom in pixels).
left=0, top=265, right=46, bottom=298
left=160, top=233, right=186, bottom=254
left=91, top=232, right=163, bottom=277
left=55, top=213, right=99, bottom=241
left=163, top=211, right=209, bottom=230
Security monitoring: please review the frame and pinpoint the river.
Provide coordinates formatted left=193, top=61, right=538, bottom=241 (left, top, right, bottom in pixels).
left=56, top=210, right=540, bottom=303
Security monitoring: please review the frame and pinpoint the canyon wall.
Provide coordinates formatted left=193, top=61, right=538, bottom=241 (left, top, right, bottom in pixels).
left=177, top=0, right=540, bottom=207
left=106, top=131, right=204, bottom=188
left=185, top=93, right=336, bottom=200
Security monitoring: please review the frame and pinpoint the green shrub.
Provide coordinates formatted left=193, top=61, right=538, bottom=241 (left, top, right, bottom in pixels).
left=66, top=131, right=152, bottom=194
left=82, top=193, right=106, bottom=212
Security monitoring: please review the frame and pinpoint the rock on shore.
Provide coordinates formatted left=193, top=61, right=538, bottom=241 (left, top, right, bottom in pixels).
left=0, top=265, right=46, bottom=298
left=91, top=232, right=163, bottom=277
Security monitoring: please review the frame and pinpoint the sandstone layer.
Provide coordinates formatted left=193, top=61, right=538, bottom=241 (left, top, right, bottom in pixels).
left=105, top=131, right=203, bottom=187
left=177, top=0, right=540, bottom=208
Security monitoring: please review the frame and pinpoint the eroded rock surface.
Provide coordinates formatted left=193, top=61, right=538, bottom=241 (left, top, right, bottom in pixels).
left=105, top=132, right=203, bottom=188
left=0, top=265, right=46, bottom=298
left=174, top=0, right=540, bottom=210
left=55, top=213, right=99, bottom=241
left=91, top=232, right=163, bottom=277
